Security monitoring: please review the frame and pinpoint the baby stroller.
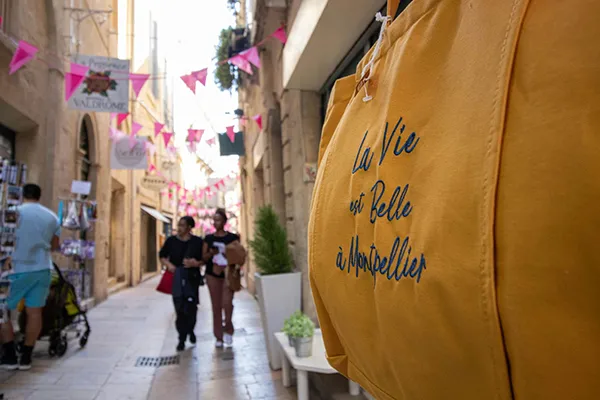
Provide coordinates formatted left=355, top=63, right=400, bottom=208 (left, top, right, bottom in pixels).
left=17, top=263, right=91, bottom=357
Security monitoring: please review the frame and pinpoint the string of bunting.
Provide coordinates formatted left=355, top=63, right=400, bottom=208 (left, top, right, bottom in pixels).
left=153, top=173, right=240, bottom=204
left=5, top=25, right=286, bottom=96
left=2, top=14, right=278, bottom=175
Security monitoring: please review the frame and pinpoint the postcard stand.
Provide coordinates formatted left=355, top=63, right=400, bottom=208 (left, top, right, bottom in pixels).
left=0, top=159, right=27, bottom=321
left=57, top=194, right=97, bottom=301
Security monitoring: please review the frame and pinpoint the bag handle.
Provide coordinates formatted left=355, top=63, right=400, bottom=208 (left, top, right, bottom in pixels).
left=387, top=0, right=401, bottom=18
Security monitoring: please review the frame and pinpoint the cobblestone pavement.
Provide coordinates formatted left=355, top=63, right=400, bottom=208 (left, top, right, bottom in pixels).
left=0, top=277, right=297, bottom=400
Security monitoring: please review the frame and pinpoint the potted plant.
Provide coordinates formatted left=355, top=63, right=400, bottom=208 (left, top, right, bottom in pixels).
left=283, top=311, right=303, bottom=347
left=250, top=205, right=301, bottom=370
left=288, top=312, right=315, bottom=358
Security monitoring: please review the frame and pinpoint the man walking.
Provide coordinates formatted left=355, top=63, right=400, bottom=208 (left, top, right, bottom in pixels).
left=1, top=184, right=60, bottom=370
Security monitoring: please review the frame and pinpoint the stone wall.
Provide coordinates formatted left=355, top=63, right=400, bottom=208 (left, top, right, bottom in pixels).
left=0, top=0, right=114, bottom=303
left=238, top=0, right=322, bottom=319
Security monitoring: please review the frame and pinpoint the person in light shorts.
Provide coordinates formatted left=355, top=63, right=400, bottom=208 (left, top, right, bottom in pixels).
left=0, top=184, right=60, bottom=371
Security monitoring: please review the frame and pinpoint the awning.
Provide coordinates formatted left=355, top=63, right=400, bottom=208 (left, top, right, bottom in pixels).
left=141, top=206, right=171, bottom=223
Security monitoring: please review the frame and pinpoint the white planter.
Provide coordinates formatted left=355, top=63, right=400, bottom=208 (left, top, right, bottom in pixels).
left=255, top=271, right=302, bottom=370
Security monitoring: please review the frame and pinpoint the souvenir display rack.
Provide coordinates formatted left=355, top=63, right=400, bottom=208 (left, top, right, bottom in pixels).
left=0, top=158, right=28, bottom=322
left=57, top=195, right=97, bottom=301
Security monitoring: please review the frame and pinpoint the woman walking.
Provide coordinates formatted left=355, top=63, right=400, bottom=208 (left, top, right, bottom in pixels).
left=204, top=209, right=240, bottom=348
left=158, top=216, right=204, bottom=351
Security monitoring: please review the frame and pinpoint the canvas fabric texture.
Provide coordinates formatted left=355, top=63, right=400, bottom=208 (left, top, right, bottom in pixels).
left=308, top=0, right=600, bottom=399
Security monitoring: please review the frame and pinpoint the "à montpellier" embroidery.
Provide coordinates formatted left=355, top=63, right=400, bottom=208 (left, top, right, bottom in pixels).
left=336, top=235, right=426, bottom=287
left=337, top=116, right=427, bottom=286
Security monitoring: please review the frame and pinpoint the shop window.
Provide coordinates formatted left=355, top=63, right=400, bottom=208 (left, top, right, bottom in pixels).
left=79, top=118, right=92, bottom=243
left=163, top=220, right=172, bottom=237
left=319, top=9, right=382, bottom=126
left=80, top=121, right=91, bottom=184
left=319, top=1, right=413, bottom=126
left=150, top=18, right=159, bottom=98
left=0, top=124, right=15, bottom=160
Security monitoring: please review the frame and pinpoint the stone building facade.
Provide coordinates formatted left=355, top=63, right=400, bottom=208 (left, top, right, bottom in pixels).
left=238, top=0, right=388, bottom=317
left=0, top=0, right=180, bottom=305
left=108, top=0, right=181, bottom=291
left=0, top=0, right=114, bottom=303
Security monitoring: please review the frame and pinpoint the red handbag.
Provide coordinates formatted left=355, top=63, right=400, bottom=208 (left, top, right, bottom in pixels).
left=156, top=270, right=174, bottom=294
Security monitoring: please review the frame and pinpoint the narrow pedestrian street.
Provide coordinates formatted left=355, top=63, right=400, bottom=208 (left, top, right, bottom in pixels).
left=0, top=277, right=297, bottom=400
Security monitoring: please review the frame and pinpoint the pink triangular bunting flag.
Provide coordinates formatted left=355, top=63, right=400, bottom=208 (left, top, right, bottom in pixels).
left=9, top=40, right=39, bottom=75
left=187, top=129, right=198, bottom=143
left=225, top=126, right=236, bottom=143
left=241, top=47, right=261, bottom=68
left=70, top=62, right=89, bottom=76
left=129, top=135, right=138, bottom=150
left=180, top=74, right=197, bottom=94
left=162, top=132, right=173, bottom=147
left=148, top=163, right=156, bottom=173
left=64, top=72, right=87, bottom=101
left=130, top=73, right=150, bottom=98
left=206, top=137, right=216, bottom=146
left=229, top=55, right=253, bottom=75
left=272, top=26, right=288, bottom=44
left=195, top=129, right=204, bottom=142
left=109, top=127, right=125, bottom=141
left=117, top=113, right=129, bottom=125
left=131, top=122, right=143, bottom=135
left=252, top=114, right=263, bottom=130
left=192, top=69, right=208, bottom=86
left=154, top=122, right=165, bottom=136
left=145, top=141, right=156, bottom=156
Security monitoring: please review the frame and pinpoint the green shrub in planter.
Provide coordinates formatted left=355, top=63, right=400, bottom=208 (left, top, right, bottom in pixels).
left=249, top=205, right=293, bottom=275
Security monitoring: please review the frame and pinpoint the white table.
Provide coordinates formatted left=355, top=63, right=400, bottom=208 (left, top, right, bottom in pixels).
left=274, top=330, right=360, bottom=400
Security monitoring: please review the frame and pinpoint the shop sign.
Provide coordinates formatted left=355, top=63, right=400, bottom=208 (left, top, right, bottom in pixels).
left=141, top=175, right=168, bottom=191
left=161, top=160, right=176, bottom=171
left=71, top=180, right=92, bottom=195
left=68, top=55, right=130, bottom=113
left=111, top=137, right=147, bottom=170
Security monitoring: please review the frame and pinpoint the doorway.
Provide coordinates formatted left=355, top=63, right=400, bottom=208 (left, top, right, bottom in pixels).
left=139, top=209, right=158, bottom=279
left=109, top=182, right=126, bottom=287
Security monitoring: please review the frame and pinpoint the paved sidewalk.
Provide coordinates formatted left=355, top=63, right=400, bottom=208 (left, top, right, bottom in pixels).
left=0, top=277, right=296, bottom=400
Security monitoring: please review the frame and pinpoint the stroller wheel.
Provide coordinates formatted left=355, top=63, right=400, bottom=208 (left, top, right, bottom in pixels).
left=79, top=334, right=88, bottom=348
left=56, top=336, right=68, bottom=357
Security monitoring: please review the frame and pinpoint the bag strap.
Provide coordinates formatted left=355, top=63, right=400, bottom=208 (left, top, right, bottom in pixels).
left=387, top=0, right=401, bottom=18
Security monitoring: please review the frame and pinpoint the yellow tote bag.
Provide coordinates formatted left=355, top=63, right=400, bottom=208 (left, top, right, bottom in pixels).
left=309, top=1, right=600, bottom=399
